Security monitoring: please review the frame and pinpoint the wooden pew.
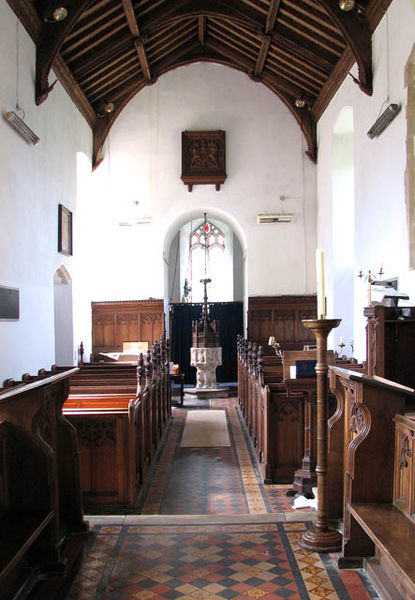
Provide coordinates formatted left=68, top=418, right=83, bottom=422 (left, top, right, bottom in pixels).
left=0, top=368, right=88, bottom=600
left=63, top=394, right=143, bottom=509
left=332, top=368, right=415, bottom=599
left=327, top=363, right=367, bottom=520
left=63, top=341, right=171, bottom=511
left=237, top=337, right=304, bottom=484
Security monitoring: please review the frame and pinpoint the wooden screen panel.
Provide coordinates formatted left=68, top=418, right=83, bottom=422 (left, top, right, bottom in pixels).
left=140, top=313, right=164, bottom=345
left=248, top=296, right=317, bottom=349
left=92, top=300, right=165, bottom=358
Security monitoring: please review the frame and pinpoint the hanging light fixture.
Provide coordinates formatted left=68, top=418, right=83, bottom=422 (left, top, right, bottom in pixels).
left=294, top=97, right=306, bottom=109
left=97, top=100, right=115, bottom=117
left=51, top=6, right=68, bottom=20
left=42, top=4, right=68, bottom=22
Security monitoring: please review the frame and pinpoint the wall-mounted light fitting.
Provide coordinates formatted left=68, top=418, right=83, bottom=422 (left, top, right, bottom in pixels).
left=367, top=103, right=401, bottom=139
left=4, top=111, right=40, bottom=145
left=339, top=0, right=355, bottom=11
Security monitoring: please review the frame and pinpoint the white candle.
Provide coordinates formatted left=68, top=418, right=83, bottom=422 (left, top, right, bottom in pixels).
left=339, top=336, right=344, bottom=345
left=316, top=249, right=326, bottom=319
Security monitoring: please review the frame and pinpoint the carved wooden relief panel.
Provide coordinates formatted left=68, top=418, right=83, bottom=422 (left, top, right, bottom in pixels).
left=181, top=130, right=226, bottom=191
left=393, top=414, right=415, bottom=521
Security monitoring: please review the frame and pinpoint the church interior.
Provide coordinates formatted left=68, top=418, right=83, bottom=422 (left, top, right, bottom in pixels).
left=1, top=0, right=415, bottom=598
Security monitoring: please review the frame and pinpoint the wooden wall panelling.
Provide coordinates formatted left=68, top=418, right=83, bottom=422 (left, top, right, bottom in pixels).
left=393, top=414, right=415, bottom=522
left=248, top=296, right=317, bottom=349
left=364, top=305, right=415, bottom=387
left=91, top=299, right=165, bottom=358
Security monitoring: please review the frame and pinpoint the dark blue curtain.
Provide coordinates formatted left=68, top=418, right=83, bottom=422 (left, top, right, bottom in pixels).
left=169, top=302, right=243, bottom=384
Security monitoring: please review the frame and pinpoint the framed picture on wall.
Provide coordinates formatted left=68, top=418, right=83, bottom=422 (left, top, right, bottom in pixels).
left=58, top=204, right=73, bottom=256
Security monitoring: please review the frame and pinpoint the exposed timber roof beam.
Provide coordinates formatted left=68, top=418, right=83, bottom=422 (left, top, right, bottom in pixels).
left=121, top=0, right=152, bottom=82
left=254, top=34, right=271, bottom=78
left=315, top=0, right=373, bottom=95
left=198, top=15, right=206, bottom=46
left=35, top=0, right=91, bottom=104
left=265, top=0, right=281, bottom=33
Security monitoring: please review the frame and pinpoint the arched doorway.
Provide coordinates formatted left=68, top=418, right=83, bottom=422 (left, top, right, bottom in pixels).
left=164, top=210, right=247, bottom=384
left=54, top=265, right=74, bottom=365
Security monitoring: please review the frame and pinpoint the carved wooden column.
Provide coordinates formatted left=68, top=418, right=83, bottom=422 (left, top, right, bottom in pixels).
left=300, top=318, right=343, bottom=553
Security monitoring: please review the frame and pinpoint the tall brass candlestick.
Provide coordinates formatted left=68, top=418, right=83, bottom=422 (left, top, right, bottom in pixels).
left=300, top=318, right=342, bottom=553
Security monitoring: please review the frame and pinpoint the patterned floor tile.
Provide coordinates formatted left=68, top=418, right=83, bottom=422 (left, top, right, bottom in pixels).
left=64, top=399, right=381, bottom=600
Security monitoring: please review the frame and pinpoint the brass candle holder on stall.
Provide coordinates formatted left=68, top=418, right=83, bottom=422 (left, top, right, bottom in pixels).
left=357, top=265, right=384, bottom=306
left=299, top=318, right=342, bottom=553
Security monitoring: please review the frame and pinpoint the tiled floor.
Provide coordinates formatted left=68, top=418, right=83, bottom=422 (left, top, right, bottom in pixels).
left=64, top=397, right=381, bottom=599
left=139, top=398, right=312, bottom=517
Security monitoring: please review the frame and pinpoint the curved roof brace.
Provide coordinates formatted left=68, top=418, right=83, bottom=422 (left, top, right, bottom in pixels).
left=315, top=0, right=373, bottom=95
left=93, top=56, right=318, bottom=169
left=36, top=0, right=91, bottom=105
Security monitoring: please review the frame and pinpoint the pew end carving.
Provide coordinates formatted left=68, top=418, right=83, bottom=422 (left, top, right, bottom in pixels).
left=63, top=338, right=171, bottom=513
left=0, top=368, right=88, bottom=599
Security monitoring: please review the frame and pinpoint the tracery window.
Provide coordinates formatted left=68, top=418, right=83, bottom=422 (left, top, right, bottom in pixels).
left=189, top=221, right=225, bottom=302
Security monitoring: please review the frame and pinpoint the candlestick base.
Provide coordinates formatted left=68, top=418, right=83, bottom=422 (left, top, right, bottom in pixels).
left=300, top=317, right=342, bottom=554
left=299, top=525, right=342, bottom=553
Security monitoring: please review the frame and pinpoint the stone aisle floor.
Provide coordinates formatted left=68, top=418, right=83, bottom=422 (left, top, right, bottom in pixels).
left=63, top=396, right=380, bottom=600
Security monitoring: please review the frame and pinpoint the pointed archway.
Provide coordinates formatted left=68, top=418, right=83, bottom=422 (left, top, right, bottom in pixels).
left=54, top=265, right=74, bottom=365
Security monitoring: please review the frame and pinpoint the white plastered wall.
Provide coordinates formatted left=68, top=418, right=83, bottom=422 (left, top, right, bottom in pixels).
left=74, top=62, right=318, bottom=352
left=316, top=0, right=415, bottom=361
left=0, top=1, right=91, bottom=380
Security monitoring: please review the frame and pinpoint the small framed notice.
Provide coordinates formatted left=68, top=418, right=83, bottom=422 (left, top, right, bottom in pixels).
left=58, top=204, right=73, bottom=256
left=0, top=286, right=19, bottom=320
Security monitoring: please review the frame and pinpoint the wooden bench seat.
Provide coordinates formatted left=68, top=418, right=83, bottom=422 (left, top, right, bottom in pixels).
left=64, top=393, right=136, bottom=411
left=63, top=394, right=144, bottom=510
left=63, top=345, right=171, bottom=511
left=0, top=369, right=87, bottom=599
left=349, top=503, right=415, bottom=599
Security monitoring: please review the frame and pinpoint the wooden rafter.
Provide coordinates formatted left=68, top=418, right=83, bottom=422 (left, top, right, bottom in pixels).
left=7, top=0, right=386, bottom=171
left=265, top=0, right=281, bottom=33
left=198, top=16, right=206, bottom=45
left=252, top=0, right=280, bottom=78
left=138, top=0, right=264, bottom=35
left=254, top=34, right=271, bottom=78
left=121, top=0, right=152, bottom=82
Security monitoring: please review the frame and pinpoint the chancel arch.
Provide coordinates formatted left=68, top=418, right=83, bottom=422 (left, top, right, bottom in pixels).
left=54, top=265, right=74, bottom=366
left=164, top=207, right=247, bottom=336
left=164, top=209, right=247, bottom=332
